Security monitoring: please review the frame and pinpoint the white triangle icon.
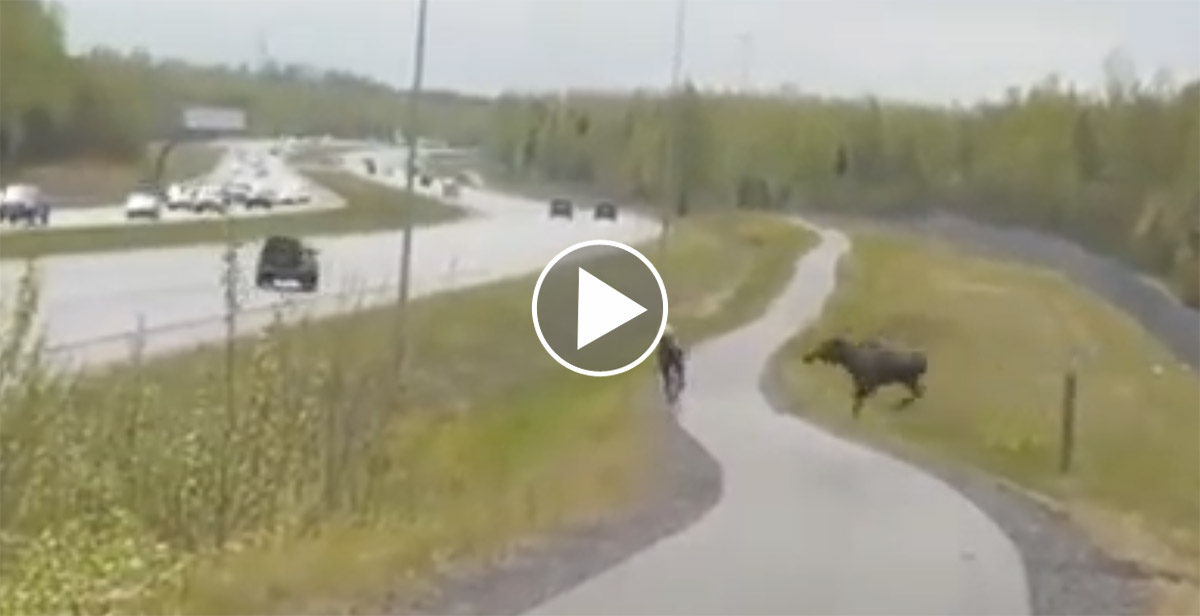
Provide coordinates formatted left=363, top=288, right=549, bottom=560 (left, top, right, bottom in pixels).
left=577, top=267, right=648, bottom=350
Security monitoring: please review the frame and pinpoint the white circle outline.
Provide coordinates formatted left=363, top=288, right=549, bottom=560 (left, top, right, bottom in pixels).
left=531, top=239, right=669, bottom=377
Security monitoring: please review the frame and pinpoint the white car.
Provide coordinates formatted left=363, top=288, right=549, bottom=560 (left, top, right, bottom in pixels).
left=243, top=182, right=278, bottom=209
left=0, top=183, right=50, bottom=226
left=193, top=184, right=228, bottom=214
left=166, top=183, right=195, bottom=210
left=124, top=189, right=164, bottom=220
left=277, top=183, right=311, bottom=205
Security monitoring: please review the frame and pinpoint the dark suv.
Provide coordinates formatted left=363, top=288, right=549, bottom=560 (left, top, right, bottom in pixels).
left=594, top=201, right=618, bottom=221
left=256, top=235, right=320, bottom=292
left=549, top=198, right=574, bottom=220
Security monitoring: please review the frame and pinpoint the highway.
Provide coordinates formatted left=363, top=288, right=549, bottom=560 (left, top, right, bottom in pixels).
left=0, top=140, right=339, bottom=234
left=0, top=143, right=660, bottom=367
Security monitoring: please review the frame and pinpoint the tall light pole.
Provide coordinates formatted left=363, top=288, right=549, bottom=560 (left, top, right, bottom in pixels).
left=660, top=0, right=688, bottom=253
left=738, top=31, right=753, bottom=93
left=396, top=0, right=430, bottom=375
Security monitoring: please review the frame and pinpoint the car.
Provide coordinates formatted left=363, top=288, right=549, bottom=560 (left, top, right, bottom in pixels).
left=166, top=183, right=195, bottom=211
left=245, top=183, right=277, bottom=209
left=453, top=171, right=479, bottom=188
left=277, top=182, right=312, bottom=205
left=256, top=235, right=320, bottom=292
left=549, top=197, right=574, bottom=220
left=0, top=184, right=50, bottom=226
left=593, top=201, right=619, bottom=221
left=193, top=184, right=230, bottom=214
left=218, top=182, right=250, bottom=208
left=124, top=188, right=164, bottom=220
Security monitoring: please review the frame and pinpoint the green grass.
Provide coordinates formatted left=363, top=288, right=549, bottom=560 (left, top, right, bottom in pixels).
left=8, top=143, right=222, bottom=206
left=0, top=170, right=466, bottom=260
left=768, top=231, right=1200, bottom=613
left=0, top=211, right=816, bottom=615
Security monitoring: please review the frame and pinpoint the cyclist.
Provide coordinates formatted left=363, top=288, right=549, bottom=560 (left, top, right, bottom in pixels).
left=657, top=324, right=686, bottom=403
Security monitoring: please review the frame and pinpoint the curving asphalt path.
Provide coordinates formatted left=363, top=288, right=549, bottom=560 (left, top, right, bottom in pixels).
left=524, top=225, right=1031, bottom=616
left=0, top=146, right=659, bottom=367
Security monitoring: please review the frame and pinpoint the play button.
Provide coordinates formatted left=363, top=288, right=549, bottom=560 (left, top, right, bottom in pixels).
left=533, top=239, right=668, bottom=377
left=577, top=268, right=647, bottom=349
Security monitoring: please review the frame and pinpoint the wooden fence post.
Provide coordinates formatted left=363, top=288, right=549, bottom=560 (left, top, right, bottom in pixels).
left=1059, top=351, right=1081, bottom=474
left=130, top=312, right=147, bottom=366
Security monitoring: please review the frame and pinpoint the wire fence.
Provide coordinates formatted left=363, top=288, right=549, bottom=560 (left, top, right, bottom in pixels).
left=39, top=256, right=486, bottom=369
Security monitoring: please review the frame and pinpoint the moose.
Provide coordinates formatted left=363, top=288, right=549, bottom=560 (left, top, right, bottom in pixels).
left=803, top=335, right=928, bottom=418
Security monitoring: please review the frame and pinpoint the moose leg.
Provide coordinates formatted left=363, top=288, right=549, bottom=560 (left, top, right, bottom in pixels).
left=898, top=376, right=925, bottom=408
left=851, top=382, right=874, bottom=419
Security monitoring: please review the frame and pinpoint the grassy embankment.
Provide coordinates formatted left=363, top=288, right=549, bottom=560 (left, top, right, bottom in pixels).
left=0, top=170, right=464, bottom=260
left=769, top=231, right=1199, bottom=614
left=8, top=143, right=223, bottom=206
left=0, top=212, right=816, bottom=615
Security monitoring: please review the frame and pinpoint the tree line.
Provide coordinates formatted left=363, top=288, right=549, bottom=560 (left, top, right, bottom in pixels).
left=483, top=68, right=1200, bottom=308
left=0, top=0, right=491, bottom=173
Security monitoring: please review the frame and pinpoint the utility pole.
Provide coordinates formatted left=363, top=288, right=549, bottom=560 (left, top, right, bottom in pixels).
left=396, top=0, right=430, bottom=376
left=738, top=31, right=753, bottom=93
left=257, top=28, right=270, bottom=72
left=660, top=0, right=688, bottom=253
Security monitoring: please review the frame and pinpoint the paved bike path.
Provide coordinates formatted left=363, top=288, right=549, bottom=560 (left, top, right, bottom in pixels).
left=525, top=224, right=1030, bottom=615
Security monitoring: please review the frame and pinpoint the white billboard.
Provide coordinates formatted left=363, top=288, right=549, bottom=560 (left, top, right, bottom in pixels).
left=182, top=106, right=247, bottom=132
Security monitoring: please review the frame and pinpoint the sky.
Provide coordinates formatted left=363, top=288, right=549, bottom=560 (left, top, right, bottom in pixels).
left=54, top=0, right=1200, bottom=104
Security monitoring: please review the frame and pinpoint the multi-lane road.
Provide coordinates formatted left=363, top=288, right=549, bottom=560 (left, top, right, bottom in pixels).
left=0, top=141, right=660, bottom=366
left=0, top=140, right=339, bottom=234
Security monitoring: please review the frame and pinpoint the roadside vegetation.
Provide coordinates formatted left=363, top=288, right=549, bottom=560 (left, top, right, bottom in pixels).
left=0, top=169, right=465, bottom=260
left=485, top=63, right=1200, bottom=308
left=1, top=0, right=488, bottom=186
left=768, top=231, right=1199, bottom=614
left=0, top=211, right=815, bottom=614
left=9, top=142, right=222, bottom=205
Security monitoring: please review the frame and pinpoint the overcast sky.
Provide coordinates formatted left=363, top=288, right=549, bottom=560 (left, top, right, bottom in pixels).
left=56, top=0, right=1200, bottom=104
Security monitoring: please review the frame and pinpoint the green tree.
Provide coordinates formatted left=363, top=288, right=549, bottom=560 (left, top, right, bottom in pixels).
left=482, top=71, right=1200, bottom=308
